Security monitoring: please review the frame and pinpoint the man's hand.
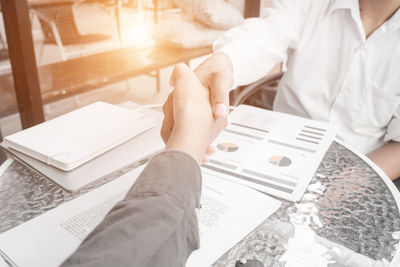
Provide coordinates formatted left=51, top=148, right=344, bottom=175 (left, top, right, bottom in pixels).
left=194, top=52, right=234, bottom=118
left=162, top=63, right=227, bottom=164
left=161, top=53, right=233, bottom=160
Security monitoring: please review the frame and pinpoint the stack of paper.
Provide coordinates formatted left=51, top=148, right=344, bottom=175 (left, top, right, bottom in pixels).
left=4, top=102, right=154, bottom=171
left=1, top=102, right=164, bottom=191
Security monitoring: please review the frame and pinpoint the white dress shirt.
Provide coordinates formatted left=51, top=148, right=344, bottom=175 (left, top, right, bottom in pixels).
left=214, top=0, right=400, bottom=154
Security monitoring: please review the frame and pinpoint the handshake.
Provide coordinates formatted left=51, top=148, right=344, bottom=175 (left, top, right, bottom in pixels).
left=161, top=52, right=234, bottom=164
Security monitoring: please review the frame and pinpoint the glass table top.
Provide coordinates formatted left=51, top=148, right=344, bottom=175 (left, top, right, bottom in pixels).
left=0, top=141, right=399, bottom=267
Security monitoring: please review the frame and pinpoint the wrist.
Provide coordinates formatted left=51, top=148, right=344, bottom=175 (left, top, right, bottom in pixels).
left=195, top=52, right=233, bottom=79
left=166, top=119, right=212, bottom=164
left=212, top=52, right=233, bottom=73
left=166, top=134, right=206, bottom=164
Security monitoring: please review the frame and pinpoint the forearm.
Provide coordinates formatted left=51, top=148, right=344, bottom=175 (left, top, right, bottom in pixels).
left=63, top=150, right=202, bottom=267
left=213, top=0, right=310, bottom=87
left=367, top=141, right=400, bottom=180
left=213, top=18, right=286, bottom=88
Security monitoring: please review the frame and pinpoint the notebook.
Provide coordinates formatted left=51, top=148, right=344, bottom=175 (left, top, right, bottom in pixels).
left=4, top=102, right=154, bottom=171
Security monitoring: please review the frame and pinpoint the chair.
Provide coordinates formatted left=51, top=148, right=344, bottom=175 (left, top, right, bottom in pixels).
left=0, top=130, right=6, bottom=165
left=34, top=3, right=112, bottom=61
left=0, top=48, right=8, bottom=62
left=393, top=178, right=400, bottom=192
left=230, top=72, right=284, bottom=110
left=0, top=11, right=9, bottom=62
left=0, top=37, right=9, bottom=62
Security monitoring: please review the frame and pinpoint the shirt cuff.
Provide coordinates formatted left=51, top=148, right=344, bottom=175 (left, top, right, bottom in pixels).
left=213, top=42, right=240, bottom=90
left=127, top=149, right=202, bottom=210
left=384, top=106, right=400, bottom=143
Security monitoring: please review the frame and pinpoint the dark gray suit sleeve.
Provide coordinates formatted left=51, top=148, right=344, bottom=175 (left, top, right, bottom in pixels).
left=62, top=150, right=202, bottom=267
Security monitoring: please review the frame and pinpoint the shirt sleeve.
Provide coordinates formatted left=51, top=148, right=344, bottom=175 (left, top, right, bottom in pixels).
left=62, top=150, right=202, bottom=267
left=213, top=0, right=312, bottom=88
left=384, top=105, right=400, bottom=142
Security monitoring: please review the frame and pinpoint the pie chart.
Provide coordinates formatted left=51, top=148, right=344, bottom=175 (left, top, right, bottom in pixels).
left=217, top=142, right=239, bottom=152
left=268, top=155, right=292, bottom=167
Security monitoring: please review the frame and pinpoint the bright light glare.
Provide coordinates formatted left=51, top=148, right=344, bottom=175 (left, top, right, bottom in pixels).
left=121, top=5, right=154, bottom=48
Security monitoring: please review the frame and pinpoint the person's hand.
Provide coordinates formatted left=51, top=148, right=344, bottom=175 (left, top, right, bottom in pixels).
left=194, top=52, right=234, bottom=118
left=163, top=63, right=227, bottom=164
left=161, top=53, right=233, bottom=160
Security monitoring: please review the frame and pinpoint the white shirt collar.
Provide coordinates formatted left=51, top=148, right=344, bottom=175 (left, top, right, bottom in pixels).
left=386, top=8, right=400, bottom=32
left=329, top=0, right=400, bottom=32
left=329, top=0, right=357, bottom=13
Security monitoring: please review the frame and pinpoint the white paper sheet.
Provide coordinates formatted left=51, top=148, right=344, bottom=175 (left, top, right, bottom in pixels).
left=205, top=105, right=338, bottom=201
left=0, top=165, right=146, bottom=267
left=187, top=169, right=281, bottom=267
left=0, top=166, right=280, bottom=267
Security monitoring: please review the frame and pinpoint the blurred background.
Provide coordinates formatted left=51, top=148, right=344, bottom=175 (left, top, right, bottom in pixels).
left=0, top=0, right=272, bottom=144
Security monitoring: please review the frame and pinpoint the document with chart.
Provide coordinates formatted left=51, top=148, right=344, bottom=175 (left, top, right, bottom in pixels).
left=0, top=165, right=280, bottom=267
left=204, top=105, right=338, bottom=201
